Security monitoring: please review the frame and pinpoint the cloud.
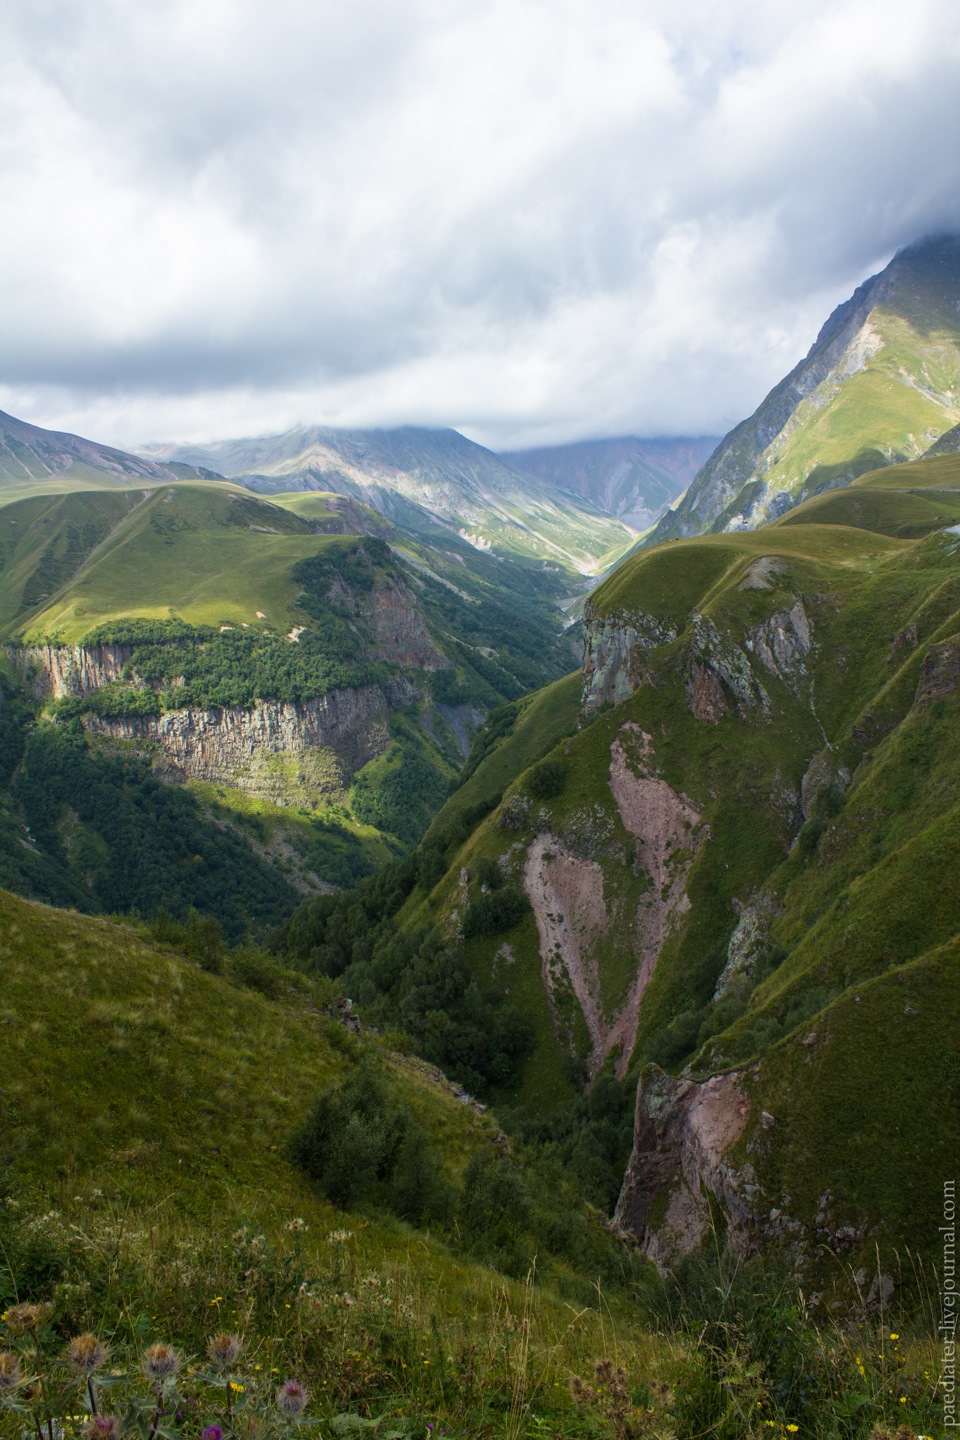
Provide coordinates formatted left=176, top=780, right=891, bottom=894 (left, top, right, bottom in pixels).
left=1, top=0, right=959, bottom=450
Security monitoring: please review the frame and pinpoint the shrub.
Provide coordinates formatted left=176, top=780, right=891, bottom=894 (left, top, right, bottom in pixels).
left=290, top=1057, right=447, bottom=1223
left=462, top=885, right=528, bottom=939
left=527, top=758, right=565, bottom=799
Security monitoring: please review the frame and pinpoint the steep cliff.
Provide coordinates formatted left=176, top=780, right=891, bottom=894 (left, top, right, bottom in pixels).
left=614, top=1067, right=752, bottom=1268
left=405, top=471, right=960, bottom=1279
left=85, top=685, right=393, bottom=805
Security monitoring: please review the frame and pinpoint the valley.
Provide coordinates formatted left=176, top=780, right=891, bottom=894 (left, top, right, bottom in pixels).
left=2, top=240, right=959, bottom=1440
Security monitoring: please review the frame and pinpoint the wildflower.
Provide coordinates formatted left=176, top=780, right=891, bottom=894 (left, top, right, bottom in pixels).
left=285, top=1218, right=308, bottom=1233
left=82, top=1418, right=122, bottom=1440
left=4, top=1302, right=52, bottom=1334
left=201, top=1427, right=223, bottom=1440
left=0, top=1351, right=22, bottom=1391
left=275, top=1379, right=309, bottom=1417
left=142, top=1343, right=180, bottom=1381
left=207, top=1333, right=242, bottom=1370
left=786, top=1428, right=799, bottom=1434
left=68, top=1333, right=109, bottom=1374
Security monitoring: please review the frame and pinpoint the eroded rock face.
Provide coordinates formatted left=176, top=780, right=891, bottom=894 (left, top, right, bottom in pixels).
left=916, top=638, right=960, bottom=706
left=745, top=601, right=812, bottom=693
left=364, top=581, right=450, bottom=671
left=800, top=746, right=851, bottom=820
left=522, top=723, right=707, bottom=1079
left=14, top=644, right=133, bottom=699
left=86, top=686, right=392, bottom=806
left=581, top=610, right=677, bottom=715
left=614, top=1066, right=753, bottom=1269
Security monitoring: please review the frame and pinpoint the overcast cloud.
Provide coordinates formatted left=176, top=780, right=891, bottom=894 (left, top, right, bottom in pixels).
left=2, top=0, right=960, bottom=451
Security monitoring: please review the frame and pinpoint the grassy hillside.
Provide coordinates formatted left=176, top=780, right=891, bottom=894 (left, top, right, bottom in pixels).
left=0, top=481, right=585, bottom=923
left=0, top=884, right=943, bottom=1439
left=386, top=478, right=960, bottom=1282
left=0, top=885, right=668, bottom=1430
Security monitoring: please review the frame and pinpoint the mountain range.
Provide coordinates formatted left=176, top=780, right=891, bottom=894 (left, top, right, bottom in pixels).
left=499, top=434, right=717, bottom=531
left=149, top=423, right=642, bottom=575
left=1, top=234, right=960, bottom=1440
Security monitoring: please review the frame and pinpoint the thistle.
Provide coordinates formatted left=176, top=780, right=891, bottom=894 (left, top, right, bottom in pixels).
left=68, top=1332, right=109, bottom=1414
left=82, top=1419, right=122, bottom=1440
left=68, top=1333, right=108, bottom=1374
left=0, top=1350, right=22, bottom=1392
left=207, top=1332, right=242, bottom=1419
left=3, top=1303, right=53, bottom=1335
left=275, top=1379, right=308, bottom=1417
left=206, top=1333, right=242, bottom=1371
left=141, top=1343, right=180, bottom=1382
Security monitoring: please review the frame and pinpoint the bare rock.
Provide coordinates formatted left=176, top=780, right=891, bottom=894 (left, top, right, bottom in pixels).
left=614, top=1067, right=753, bottom=1269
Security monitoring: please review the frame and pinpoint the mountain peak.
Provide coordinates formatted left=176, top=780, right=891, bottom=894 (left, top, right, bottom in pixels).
left=651, top=235, right=960, bottom=541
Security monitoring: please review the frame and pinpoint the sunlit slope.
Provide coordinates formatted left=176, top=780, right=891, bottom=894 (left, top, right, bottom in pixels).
left=775, top=449, right=960, bottom=537
left=653, top=235, right=960, bottom=540
left=10, top=483, right=355, bottom=642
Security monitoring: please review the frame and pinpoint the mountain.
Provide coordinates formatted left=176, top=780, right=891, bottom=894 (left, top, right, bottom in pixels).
left=499, top=435, right=718, bottom=531
left=0, top=479, right=579, bottom=917
left=380, top=451, right=960, bottom=1290
left=651, top=234, right=960, bottom=540
left=150, top=423, right=638, bottom=575
left=0, top=407, right=217, bottom=495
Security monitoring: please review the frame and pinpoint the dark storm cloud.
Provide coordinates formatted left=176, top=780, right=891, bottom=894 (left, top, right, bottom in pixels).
left=1, top=0, right=960, bottom=449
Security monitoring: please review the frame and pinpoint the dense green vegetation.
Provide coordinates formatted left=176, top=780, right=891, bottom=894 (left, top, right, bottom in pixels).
left=282, top=858, right=535, bottom=1098
left=10, top=717, right=300, bottom=935
left=397, top=463, right=960, bottom=1287
left=0, top=885, right=944, bottom=1440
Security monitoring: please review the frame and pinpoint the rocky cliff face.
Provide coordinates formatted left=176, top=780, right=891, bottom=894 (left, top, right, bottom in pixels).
left=11, top=637, right=411, bottom=806
left=581, top=610, right=677, bottom=714
left=86, top=686, right=392, bottom=805
left=14, top=643, right=134, bottom=699
left=614, top=1066, right=753, bottom=1269
left=521, top=723, right=708, bottom=1079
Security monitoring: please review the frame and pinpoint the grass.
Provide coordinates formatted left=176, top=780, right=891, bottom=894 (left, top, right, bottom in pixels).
left=14, top=485, right=355, bottom=643
left=0, top=884, right=693, bottom=1437
left=0, top=887, right=947, bottom=1440
left=399, top=474, right=960, bottom=1295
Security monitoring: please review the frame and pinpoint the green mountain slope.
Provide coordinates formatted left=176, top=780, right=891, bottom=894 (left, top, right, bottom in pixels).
left=652, top=235, right=960, bottom=541
left=0, top=885, right=668, bottom=1432
left=387, top=476, right=960, bottom=1280
left=0, top=481, right=580, bottom=924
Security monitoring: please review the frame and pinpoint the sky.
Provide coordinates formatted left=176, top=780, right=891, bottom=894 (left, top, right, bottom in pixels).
left=2, top=0, right=960, bottom=454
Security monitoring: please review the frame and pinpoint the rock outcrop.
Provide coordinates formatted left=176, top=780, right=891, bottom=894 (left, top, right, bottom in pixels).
left=581, top=610, right=677, bottom=715
left=14, top=643, right=133, bottom=699
left=85, top=685, right=392, bottom=805
left=522, top=724, right=707, bottom=1079
left=614, top=1066, right=753, bottom=1269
